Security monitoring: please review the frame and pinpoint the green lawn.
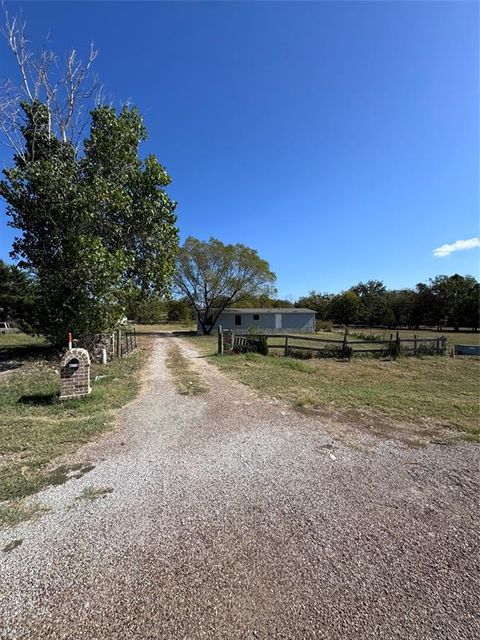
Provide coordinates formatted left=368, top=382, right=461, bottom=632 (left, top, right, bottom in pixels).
left=0, top=338, right=148, bottom=526
left=0, top=332, right=47, bottom=350
left=185, top=334, right=480, bottom=441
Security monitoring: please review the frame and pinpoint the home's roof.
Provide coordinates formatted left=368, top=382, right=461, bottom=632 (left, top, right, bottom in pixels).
left=220, top=308, right=315, bottom=314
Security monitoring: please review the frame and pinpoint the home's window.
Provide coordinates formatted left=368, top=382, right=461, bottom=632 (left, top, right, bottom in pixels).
left=253, top=314, right=259, bottom=320
left=235, top=314, right=242, bottom=326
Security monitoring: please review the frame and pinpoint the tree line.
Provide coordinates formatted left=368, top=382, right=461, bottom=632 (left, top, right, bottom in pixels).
left=296, top=276, right=480, bottom=331
left=118, top=271, right=480, bottom=333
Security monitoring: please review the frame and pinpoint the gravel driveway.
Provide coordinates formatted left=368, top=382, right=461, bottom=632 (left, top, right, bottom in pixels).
left=1, top=335, right=479, bottom=639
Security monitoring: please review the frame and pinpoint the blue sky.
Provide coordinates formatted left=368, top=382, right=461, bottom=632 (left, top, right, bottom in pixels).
left=0, top=1, right=478, bottom=299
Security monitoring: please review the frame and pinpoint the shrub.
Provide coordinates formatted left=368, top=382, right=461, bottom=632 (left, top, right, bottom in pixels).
left=414, top=343, right=438, bottom=357
left=387, top=341, right=400, bottom=359
left=352, top=331, right=380, bottom=342
left=315, top=344, right=352, bottom=359
left=316, top=320, right=333, bottom=332
left=287, top=348, right=314, bottom=360
left=257, top=336, right=269, bottom=356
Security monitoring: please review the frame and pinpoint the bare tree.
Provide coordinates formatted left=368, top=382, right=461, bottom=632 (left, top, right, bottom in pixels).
left=0, top=4, right=100, bottom=158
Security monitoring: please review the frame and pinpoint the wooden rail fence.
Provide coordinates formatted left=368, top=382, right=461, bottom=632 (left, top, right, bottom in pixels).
left=219, top=328, right=447, bottom=359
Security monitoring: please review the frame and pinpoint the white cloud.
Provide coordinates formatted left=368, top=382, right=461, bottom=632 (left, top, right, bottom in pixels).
left=433, top=237, right=480, bottom=258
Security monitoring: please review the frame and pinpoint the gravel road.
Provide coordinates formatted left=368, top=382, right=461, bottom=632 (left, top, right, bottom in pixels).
left=1, top=335, right=479, bottom=639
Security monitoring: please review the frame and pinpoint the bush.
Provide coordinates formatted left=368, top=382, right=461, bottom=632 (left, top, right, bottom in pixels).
left=387, top=342, right=400, bottom=359
left=257, top=336, right=269, bottom=356
left=352, top=331, right=380, bottom=342
left=287, top=348, right=314, bottom=360
left=414, top=343, right=438, bottom=357
left=316, top=320, right=333, bottom=332
left=321, top=344, right=352, bottom=360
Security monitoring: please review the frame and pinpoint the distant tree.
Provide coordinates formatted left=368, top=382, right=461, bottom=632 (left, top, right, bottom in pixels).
left=296, top=290, right=332, bottom=319
left=166, top=298, right=194, bottom=323
left=351, top=280, right=389, bottom=325
left=460, top=279, right=480, bottom=331
left=330, top=291, right=361, bottom=325
left=175, top=237, right=276, bottom=334
left=429, top=274, right=479, bottom=331
left=384, top=289, right=417, bottom=327
left=0, top=259, right=36, bottom=327
left=409, top=282, right=436, bottom=329
left=125, top=296, right=167, bottom=324
left=231, top=295, right=293, bottom=309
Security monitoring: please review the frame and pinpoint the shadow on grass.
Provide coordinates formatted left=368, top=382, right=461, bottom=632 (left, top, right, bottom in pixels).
left=141, top=330, right=197, bottom=338
left=0, top=362, right=22, bottom=373
left=0, top=463, right=96, bottom=503
left=17, top=393, right=58, bottom=406
left=0, top=344, right=59, bottom=362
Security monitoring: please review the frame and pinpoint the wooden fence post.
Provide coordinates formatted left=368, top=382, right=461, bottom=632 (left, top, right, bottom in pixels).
left=413, top=334, right=417, bottom=356
left=116, top=329, right=122, bottom=358
left=284, top=335, right=289, bottom=357
left=396, top=331, right=400, bottom=353
left=442, top=337, right=447, bottom=356
left=341, top=328, right=348, bottom=359
left=218, top=325, right=224, bottom=355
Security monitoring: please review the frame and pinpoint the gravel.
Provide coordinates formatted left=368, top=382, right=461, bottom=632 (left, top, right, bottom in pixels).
left=0, top=335, right=479, bottom=639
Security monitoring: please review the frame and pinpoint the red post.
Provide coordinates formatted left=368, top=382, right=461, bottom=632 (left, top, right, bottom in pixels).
left=68, top=332, right=73, bottom=351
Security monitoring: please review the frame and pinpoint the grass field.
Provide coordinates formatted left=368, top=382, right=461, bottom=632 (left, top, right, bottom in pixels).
left=0, top=333, right=148, bottom=526
left=134, top=322, right=196, bottom=335
left=186, top=333, right=480, bottom=442
left=348, top=327, right=480, bottom=347
left=0, top=333, right=47, bottom=349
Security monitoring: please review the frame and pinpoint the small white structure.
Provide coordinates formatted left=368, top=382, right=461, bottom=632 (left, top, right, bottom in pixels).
left=198, top=308, right=316, bottom=335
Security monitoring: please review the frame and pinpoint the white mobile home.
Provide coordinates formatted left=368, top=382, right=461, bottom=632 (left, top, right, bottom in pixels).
left=198, top=308, right=316, bottom=335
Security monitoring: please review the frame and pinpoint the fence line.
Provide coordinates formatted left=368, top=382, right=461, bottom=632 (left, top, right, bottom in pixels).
left=220, top=328, right=447, bottom=359
left=115, top=328, right=138, bottom=358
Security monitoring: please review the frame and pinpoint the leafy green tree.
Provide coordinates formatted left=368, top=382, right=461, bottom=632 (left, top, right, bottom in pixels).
left=461, top=279, right=480, bottom=331
left=175, top=237, right=276, bottom=334
left=429, top=274, right=479, bottom=331
left=330, top=291, right=361, bottom=325
left=0, top=103, right=178, bottom=344
left=296, top=291, right=332, bottom=319
left=166, top=298, right=194, bottom=323
left=0, top=259, right=36, bottom=328
left=231, top=295, right=293, bottom=309
left=384, top=289, right=417, bottom=327
left=125, top=296, right=167, bottom=324
left=351, top=280, right=389, bottom=325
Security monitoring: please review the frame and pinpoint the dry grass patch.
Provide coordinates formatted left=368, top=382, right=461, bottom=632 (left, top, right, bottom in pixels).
left=134, top=323, right=196, bottom=335
left=0, top=499, right=50, bottom=528
left=165, top=344, right=208, bottom=395
left=185, top=335, right=479, bottom=441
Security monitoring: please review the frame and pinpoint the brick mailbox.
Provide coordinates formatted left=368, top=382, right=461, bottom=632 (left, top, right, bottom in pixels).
left=60, top=348, right=91, bottom=399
